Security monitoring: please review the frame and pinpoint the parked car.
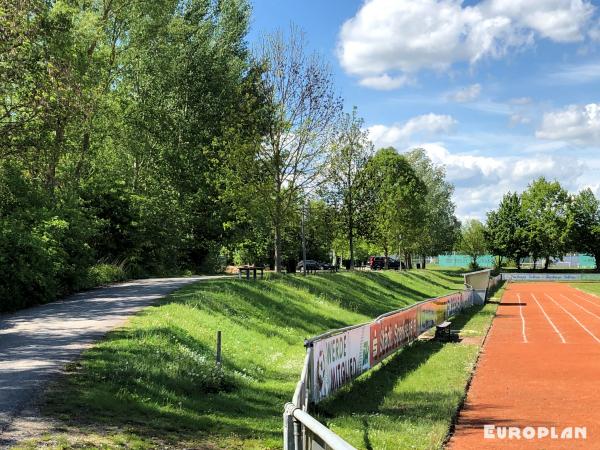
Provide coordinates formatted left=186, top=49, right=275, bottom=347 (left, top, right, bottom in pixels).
left=297, top=259, right=320, bottom=271
left=369, top=256, right=400, bottom=270
left=318, top=261, right=334, bottom=270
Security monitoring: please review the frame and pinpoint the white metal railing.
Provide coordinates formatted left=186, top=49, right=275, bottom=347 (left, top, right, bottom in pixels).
left=284, top=402, right=356, bottom=450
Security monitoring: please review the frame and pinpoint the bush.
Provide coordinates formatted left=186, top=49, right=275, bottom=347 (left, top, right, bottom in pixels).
left=468, top=261, right=481, bottom=271
left=198, top=242, right=227, bottom=274
left=0, top=220, right=59, bottom=310
left=86, top=264, right=128, bottom=287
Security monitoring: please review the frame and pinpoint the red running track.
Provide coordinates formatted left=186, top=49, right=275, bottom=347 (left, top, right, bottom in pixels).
left=448, top=282, right=600, bottom=449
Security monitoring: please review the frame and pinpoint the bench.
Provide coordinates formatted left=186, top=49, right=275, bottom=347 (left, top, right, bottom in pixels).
left=238, top=265, right=265, bottom=281
left=435, top=321, right=460, bottom=342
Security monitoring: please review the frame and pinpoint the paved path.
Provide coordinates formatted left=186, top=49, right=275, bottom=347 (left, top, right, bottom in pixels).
left=0, top=276, right=226, bottom=441
left=448, top=282, right=600, bottom=449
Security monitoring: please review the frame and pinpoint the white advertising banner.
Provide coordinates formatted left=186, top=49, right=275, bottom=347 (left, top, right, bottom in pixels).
left=311, top=324, right=371, bottom=403
left=502, top=273, right=600, bottom=281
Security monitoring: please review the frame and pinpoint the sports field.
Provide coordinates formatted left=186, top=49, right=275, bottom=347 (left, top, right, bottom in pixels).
left=448, top=282, right=600, bottom=449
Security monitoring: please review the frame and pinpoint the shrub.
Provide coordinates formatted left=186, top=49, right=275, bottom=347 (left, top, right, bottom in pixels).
left=86, top=264, right=128, bottom=287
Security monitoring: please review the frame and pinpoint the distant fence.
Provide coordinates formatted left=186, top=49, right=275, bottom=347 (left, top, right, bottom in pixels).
left=501, top=272, right=600, bottom=282
left=284, top=270, right=494, bottom=450
left=438, top=254, right=494, bottom=268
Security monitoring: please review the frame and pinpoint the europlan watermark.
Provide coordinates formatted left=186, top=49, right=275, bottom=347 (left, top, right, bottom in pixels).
left=484, top=425, right=587, bottom=441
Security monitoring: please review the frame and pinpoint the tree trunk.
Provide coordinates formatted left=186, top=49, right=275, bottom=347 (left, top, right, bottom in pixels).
left=384, top=247, right=389, bottom=270
left=274, top=222, right=282, bottom=273
left=533, top=259, right=537, bottom=270
left=348, top=175, right=354, bottom=270
left=46, top=117, right=64, bottom=193
left=74, top=129, right=90, bottom=181
left=421, top=255, right=426, bottom=269
left=516, top=257, right=521, bottom=270
left=595, top=254, right=600, bottom=272
left=544, top=256, right=550, bottom=270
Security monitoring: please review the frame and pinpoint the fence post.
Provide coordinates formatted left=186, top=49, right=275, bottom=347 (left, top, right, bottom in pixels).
left=283, top=403, right=297, bottom=450
left=216, top=330, right=222, bottom=367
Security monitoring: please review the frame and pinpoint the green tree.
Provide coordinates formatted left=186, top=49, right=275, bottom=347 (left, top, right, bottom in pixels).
left=485, top=192, right=529, bottom=269
left=458, top=219, right=487, bottom=269
left=256, top=27, right=342, bottom=272
left=405, top=148, right=460, bottom=268
left=362, top=148, right=427, bottom=268
left=521, top=177, right=570, bottom=270
left=326, top=107, right=372, bottom=269
left=569, top=188, right=600, bottom=270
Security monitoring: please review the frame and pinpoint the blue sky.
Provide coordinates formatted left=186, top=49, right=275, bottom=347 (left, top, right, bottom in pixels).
left=247, top=0, right=600, bottom=219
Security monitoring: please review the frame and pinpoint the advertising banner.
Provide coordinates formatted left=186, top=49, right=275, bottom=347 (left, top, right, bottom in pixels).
left=445, top=291, right=470, bottom=318
left=370, top=308, right=419, bottom=366
left=502, top=273, right=600, bottom=281
left=307, top=288, right=482, bottom=403
left=312, top=324, right=371, bottom=403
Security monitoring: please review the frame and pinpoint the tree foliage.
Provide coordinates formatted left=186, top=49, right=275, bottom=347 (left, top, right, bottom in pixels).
left=361, top=148, right=427, bottom=266
left=1, top=2, right=463, bottom=311
left=485, top=192, right=528, bottom=269
left=458, top=219, right=487, bottom=269
left=406, top=148, right=460, bottom=266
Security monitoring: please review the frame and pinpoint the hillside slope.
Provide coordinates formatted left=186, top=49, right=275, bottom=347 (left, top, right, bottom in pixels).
left=24, top=270, right=473, bottom=449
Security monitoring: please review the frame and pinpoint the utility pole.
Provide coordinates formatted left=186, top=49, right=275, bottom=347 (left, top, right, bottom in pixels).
left=301, top=200, right=307, bottom=276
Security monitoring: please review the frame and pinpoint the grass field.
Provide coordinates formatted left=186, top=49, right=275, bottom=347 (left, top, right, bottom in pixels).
left=18, top=269, right=500, bottom=449
left=571, top=282, right=600, bottom=296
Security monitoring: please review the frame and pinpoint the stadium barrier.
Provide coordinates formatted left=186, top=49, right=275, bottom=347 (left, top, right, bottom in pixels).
left=501, top=272, right=600, bottom=282
left=464, top=269, right=492, bottom=305
left=284, top=270, right=494, bottom=450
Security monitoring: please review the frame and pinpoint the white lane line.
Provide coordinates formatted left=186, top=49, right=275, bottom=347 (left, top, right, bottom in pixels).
left=572, top=292, right=600, bottom=308
left=517, top=293, right=528, bottom=343
left=560, top=293, right=600, bottom=320
left=532, top=293, right=566, bottom=344
left=575, top=288, right=600, bottom=300
left=546, top=293, right=600, bottom=344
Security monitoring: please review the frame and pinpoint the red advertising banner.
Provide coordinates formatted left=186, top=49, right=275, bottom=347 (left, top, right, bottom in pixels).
left=370, top=308, right=419, bottom=366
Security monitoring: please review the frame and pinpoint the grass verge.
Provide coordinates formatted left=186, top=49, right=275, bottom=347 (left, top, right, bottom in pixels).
left=17, top=270, right=498, bottom=449
left=570, top=282, right=600, bottom=297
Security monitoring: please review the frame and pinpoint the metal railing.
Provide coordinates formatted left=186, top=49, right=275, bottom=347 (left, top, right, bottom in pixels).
left=284, top=402, right=356, bottom=450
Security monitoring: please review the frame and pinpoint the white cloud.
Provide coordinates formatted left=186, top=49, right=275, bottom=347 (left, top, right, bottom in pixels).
left=509, top=113, right=532, bottom=126
left=359, top=74, right=411, bottom=90
left=368, top=114, right=457, bottom=148
left=483, top=0, right=594, bottom=42
left=339, top=0, right=595, bottom=88
left=415, top=143, right=587, bottom=220
left=448, top=84, right=482, bottom=103
left=510, top=97, right=532, bottom=105
left=536, top=103, right=600, bottom=144
left=546, top=62, right=600, bottom=84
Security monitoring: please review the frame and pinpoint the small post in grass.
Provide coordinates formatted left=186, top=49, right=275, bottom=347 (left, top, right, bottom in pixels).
left=216, top=330, right=222, bottom=368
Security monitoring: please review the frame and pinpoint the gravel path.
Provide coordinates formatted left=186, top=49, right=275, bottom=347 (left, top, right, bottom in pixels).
left=0, top=276, right=227, bottom=445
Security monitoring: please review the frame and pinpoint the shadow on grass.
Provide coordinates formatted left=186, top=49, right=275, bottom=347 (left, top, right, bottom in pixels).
left=43, top=322, right=288, bottom=444
left=38, top=271, right=469, bottom=447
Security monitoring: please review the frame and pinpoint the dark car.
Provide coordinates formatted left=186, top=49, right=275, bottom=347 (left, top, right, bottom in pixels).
left=369, top=256, right=400, bottom=270
left=297, top=259, right=320, bottom=271
left=318, top=261, right=334, bottom=270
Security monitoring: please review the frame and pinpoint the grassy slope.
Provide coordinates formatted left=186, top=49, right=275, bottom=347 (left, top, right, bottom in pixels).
left=570, top=282, right=600, bottom=297
left=20, top=269, right=497, bottom=449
